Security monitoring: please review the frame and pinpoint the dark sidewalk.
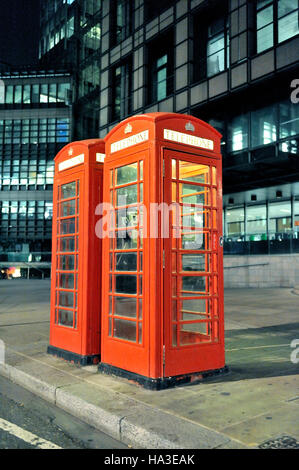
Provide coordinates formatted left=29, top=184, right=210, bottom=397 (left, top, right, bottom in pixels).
left=0, top=279, right=298, bottom=448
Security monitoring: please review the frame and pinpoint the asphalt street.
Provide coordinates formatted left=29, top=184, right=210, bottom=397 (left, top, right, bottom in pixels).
left=0, top=375, right=127, bottom=449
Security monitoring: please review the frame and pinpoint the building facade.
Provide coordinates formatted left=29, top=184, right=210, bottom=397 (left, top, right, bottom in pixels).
left=40, top=0, right=299, bottom=250
left=0, top=69, right=72, bottom=275
left=1, top=0, right=298, bottom=274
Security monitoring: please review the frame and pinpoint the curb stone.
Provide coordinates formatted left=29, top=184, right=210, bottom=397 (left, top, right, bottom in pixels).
left=0, top=362, right=247, bottom=449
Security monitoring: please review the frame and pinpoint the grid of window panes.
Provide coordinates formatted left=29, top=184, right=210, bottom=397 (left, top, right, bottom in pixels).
left=111, top=60, right=132, bottom=122
left=227, top=99, right=299, bottom=153
left=0, top=118, right=70, bottom=145
left=0, top=153, right=55, bottom=190
left=112, top=0, right=132, bottom=45
left=171, top=160, right=219, bottom=347
left=108, top=161, right=144, bottom=344
left=256, top=0, right=299, bottom=53
left=0, top=200, right=53, bottom=239
left=207, top=17, right=229, bottom=78
left=2, top=82, right=71, bottom=105
left=56, top=180, right=79, bottom=328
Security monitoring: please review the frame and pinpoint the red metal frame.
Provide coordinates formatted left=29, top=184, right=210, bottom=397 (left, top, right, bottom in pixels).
left=48, top=139, right=104, bottom=364
left=100, top=113, right=225, bottom=382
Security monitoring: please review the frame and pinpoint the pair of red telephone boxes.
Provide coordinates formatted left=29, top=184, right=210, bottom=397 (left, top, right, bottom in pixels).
left=48, top=112, right=227, bottom=389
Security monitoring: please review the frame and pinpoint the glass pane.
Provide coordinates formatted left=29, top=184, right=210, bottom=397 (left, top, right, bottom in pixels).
left=179, top=162, right=210, bottom=184
left=182, top=276, right=206, bottom=293
left=279, top=101, right=299, bottom=138
left=59, top=236, right=75, bottom=252
left=114, top=296, right=137, bottom=318
left=278, top=11, right=299, bottom=43
left=59, top=273, right=74, bottom=289
left=181, top=232, right=206, bottom=250
left=60, top=255, right=75, bottom=270
left=278, top=0, right=298, bottom=18
left=182, top=206, right=207, bottom=229
left=116, top=206, right=138, bottom=228
left=180, top=322, right=211, bottom=345
left=257, top=5, right=273, bottom=29
left=60, top=218, right=76, bottom=234
left=115, top=252, right=137, bottom=271
left=115, top=275, right=137, bottom=294
left=116, top=184, right=138, bottom=206
left=251, top=105, right=277, bottom=147
left=61, top=181, right=76, bottom=199
left=116, top=163, right=138, bottom=185
left=61, top=199, right=76, bottom=216
left=247, top=205, right=267, bottom=234
left=228, top=115, right=249, bottom=152
left=207, top=49, right=225, bottom=76
left=257, top=24, right=273, bottom=53
left=182, top=298, right=208, bottom=314
left=116, top=231, right=138, bottom=249
left=59, top=291, right=74, bottom=307
left=58, top=309, right=73, bottom=327
left=113, top=318, right=136, bottom=342
left=182, top=254, right=209, bottom=272
left=180, top=183, right=209, bottom=205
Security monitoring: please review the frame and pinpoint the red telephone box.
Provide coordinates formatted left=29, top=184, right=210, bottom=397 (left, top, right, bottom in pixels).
left=48, top=139, right=105, bottom=365
left=99, top=113, right=227, bottom=389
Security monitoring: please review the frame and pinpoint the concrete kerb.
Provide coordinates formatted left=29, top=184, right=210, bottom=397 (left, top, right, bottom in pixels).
left=0, top=361, right=246, bottom=449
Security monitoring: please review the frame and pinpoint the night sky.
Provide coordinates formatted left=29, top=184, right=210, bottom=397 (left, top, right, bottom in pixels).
left=0, top=0, right=41, bottom=67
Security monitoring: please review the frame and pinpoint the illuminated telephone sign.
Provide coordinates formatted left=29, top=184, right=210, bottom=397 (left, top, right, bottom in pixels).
left=48, top=139, right=105, bottom=365
left=99, top=113, right=227, bottom=389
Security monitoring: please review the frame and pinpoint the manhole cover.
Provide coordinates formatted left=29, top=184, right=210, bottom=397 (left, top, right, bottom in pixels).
left=259, top=435, right=299, bottom=449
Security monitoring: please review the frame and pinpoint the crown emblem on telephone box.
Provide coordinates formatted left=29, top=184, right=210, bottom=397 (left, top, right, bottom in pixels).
left=185, top=122, right=195, bottom=132
left=124, top=123, right=133, bottom=134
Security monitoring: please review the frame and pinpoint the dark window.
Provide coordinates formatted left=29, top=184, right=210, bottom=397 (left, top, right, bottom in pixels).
left=144, top=0, right=174, bottom=22
left=194, top=11, right=229, bottom=81
left=111, top=58, right=132, bottom=122
left=147, top=33, right=174, bottom=104
left=111, top=0, right=132, bottom=46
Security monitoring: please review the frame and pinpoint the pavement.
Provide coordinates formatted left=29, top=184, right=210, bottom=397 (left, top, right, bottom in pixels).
left=0, top=279, right=298, bottom=449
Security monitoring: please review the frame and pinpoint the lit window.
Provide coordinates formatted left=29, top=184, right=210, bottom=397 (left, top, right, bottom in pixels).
left=278, top=0, right=299, bottom=43
left=256, top=0, right=274, bottom=53
left=207, top=18, right=229, bottom=77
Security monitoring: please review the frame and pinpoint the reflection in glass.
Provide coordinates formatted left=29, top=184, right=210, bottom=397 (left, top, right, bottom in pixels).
left=114, top=296, right=137, bottom=317
left=179, top=161, right=210, bottom=184
left=113, top=318, right=136, bottom=342
left=116, top=163, right=138, bottom=185
left=181, top=232, right=205, bottom=250
left=115, top=252, right=137, bottom=271
left=58, top=309, right=73, bottom=327
left=180, top=322, right=210, bottom=345
left=182, top=298, right=208, bottom=314
left=60, top=255, right=75, bottom=270
left=59, top=291, right=74, bottom=307
left=61, top=181, right=76, bottom=199
left=180, top=183, right=209, bottom=206
left=115, top=274, right=137, bottom=294
left=116, top=230, right=138, bottom=249
left=60, top=218, right=76, bottom=234
left=61, top=199, right=76, bottom=216
left=116, top=184, right=138, bottom=206
left=182, top=254, right=208, bottom=272
left=182, top=276, right=206, bottom=293
left=59, top=273, right=74, bottom=289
